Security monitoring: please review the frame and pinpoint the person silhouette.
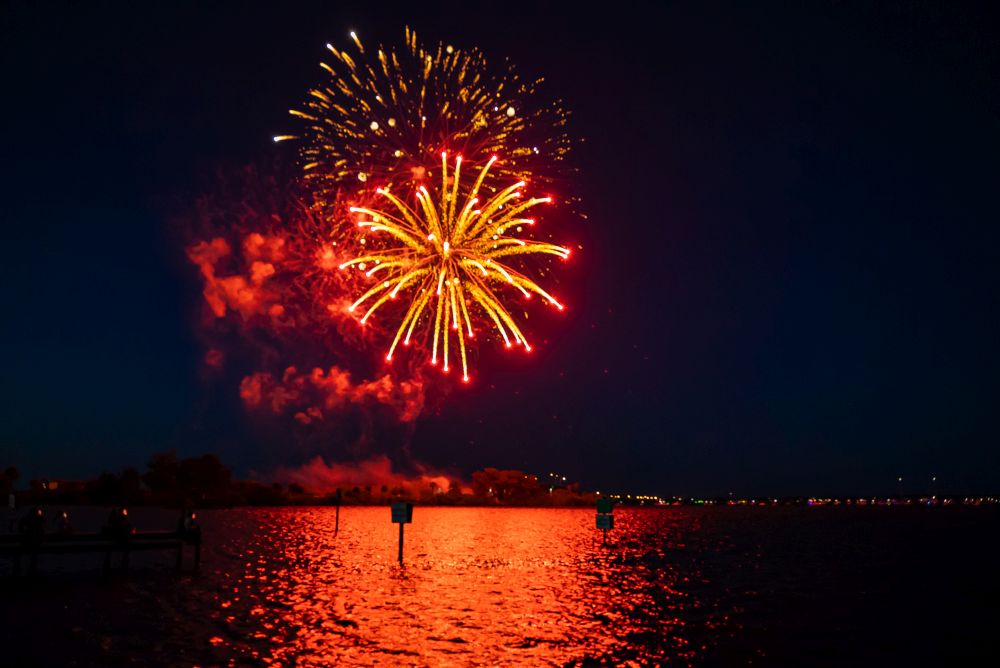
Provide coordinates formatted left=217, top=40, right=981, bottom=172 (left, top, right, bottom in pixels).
left=17, top=506, right=45, bottom=538
left=52, top=509, right=72, bottom=534
left=16, top=506, right=46, bottom=574
left=103, top=507, right=132, bottom=538
left=177, top=508, right=199, bottom=537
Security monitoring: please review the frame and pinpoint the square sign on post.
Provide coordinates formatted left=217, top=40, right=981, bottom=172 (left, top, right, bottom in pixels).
left=391, top=501, right=414, bottom=565
left=391, top=501, right=413, bottom=524
left=596, top=498, right=614, bottom=545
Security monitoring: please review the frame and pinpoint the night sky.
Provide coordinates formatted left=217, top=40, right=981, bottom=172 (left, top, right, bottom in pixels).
left=3, top=1, right=998, bottom=496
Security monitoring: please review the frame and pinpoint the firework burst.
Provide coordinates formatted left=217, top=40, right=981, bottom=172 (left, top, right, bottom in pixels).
left=276, top=27, right=572, bottom=200
left=340, top=152, right=570, bottom=381
left=267, top=27, right=578, bottom=383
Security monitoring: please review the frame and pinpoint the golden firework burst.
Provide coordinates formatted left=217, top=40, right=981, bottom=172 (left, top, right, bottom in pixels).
left=339, top=153, right=569, bottom=381
left=277, top=27, right=572, bottom=202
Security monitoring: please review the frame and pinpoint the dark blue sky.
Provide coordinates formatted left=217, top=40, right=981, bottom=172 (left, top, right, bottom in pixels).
left=2, top=1, right=998, bottom=495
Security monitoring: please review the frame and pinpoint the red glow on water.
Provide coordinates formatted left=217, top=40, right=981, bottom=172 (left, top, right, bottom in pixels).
left=201, top=507, right=705, bottom=665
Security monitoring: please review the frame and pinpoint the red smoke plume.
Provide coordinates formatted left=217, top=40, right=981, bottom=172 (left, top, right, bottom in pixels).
left=239, top=365, right=425, bottom=423
left=186, top=234, right=287, bottom=321
left=274, top=455, right=457, bottom=495
left=180, top=164, right=439, bottom=467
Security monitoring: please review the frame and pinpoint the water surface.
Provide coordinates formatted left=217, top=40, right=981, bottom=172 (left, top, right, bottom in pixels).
left=2, top=506, right=997, bottom=666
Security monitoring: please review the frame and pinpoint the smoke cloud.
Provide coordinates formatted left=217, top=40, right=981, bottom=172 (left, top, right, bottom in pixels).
left=274, top=454, right=456, bottom=495
left=240, top=365, right=425, bottom=424
left=186, top=234, right=287, bottom=321
left=179, top=163, right=443, bottom=470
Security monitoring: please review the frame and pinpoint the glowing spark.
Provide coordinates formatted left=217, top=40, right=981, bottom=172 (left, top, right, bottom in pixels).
left=344, top=156, right=569, bottom=380
left=286, top=27, right=573, bottom=197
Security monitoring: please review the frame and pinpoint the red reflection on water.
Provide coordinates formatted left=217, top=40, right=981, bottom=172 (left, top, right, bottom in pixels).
left=201, top=507, right=722, bottom=665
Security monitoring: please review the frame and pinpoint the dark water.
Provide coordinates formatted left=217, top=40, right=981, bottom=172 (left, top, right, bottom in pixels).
left=2, top=506, right=998, bottom=666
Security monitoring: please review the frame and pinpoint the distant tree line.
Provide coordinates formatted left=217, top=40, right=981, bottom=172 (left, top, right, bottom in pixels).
left=10, top=452, right=294, bottom=508
left=5, top=457, right=597, bottom=508
left=471, top=468, right=587, bottom=506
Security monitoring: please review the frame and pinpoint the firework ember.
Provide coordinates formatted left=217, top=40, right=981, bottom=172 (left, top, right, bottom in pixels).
left=277, top=27, right=573, bottom=198
left=341, top=152, right=570, bottom=381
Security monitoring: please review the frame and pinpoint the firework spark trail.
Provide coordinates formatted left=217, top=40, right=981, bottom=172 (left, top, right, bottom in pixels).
left=276, top=27, right=573, bottom=199
left=339, top=153, right=569, bottom=382
left=269, top=27, right=578, bottom=385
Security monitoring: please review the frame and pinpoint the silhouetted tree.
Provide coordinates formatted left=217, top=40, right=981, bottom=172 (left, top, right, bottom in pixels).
left=180, top=455, right=230, bottom=498
left=1, top=465, right=19, bottom=493
left=89, top=471, right=123, bottom=505
left=120, top=467, right=143, bottom=504
left=143, top=451, right=180, bottom=501
left=142, top=451, right=232, bottom=506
